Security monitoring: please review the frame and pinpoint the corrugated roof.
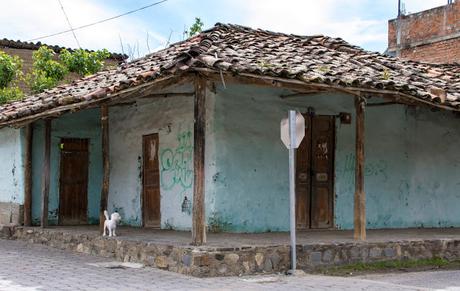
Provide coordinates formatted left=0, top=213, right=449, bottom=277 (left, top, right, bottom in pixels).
left=1, top=23, right=459, bottom=126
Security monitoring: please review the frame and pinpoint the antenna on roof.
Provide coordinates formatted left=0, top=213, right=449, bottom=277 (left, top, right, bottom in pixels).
left=398, top=0, right=406, bottom=17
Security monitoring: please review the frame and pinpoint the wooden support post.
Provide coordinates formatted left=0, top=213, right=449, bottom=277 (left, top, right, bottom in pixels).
left=192, top=76, right=207, bottom=246
left=23, top=123, right=33, bottom=226
left=99, top=104, right=110, bottom=233
left=40, top=119, right=51, bottom=228
left=354, top=97, right=366, bottom=240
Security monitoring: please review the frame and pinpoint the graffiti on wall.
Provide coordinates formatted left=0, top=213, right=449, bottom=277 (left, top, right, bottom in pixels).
left=160, top=130, right=193, bottom=195
left=338, top=153, right=388, bottom=183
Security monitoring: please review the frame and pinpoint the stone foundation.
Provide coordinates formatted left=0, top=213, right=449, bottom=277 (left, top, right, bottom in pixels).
left=10, top=227, right=460, bottom=277
left=0, top=202, right=23, bottom=225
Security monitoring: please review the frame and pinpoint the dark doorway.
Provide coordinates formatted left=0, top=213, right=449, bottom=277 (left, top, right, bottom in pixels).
left=142, top=133, right=161, bottom=228
left=59, top=138, right=89, bottom=225
left=296, top=115, right=335, bottom=229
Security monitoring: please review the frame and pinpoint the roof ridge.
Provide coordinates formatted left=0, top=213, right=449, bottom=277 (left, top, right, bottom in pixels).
left=162, top=24, right=226, bottom=71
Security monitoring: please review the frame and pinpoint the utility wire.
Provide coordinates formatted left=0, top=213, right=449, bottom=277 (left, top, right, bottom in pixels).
left=27, top=0, right=169, bottom=42
left=57, top=0, right=81, bottom=48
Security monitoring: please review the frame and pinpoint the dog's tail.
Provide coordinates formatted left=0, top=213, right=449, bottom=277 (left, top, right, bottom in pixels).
left=104, top=210, right=109, bottom=220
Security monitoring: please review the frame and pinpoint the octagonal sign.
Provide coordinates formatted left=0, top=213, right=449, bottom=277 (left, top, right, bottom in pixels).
left=280, top=111, right=305, bottom=149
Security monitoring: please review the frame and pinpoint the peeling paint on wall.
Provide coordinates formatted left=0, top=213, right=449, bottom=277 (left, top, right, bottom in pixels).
left=31, top=109, right=103, bottom=225
left=0, top=127, right=25, bottom=224
left=108, top=85, right=197, bottom=230
left=210, top=84, right=460, bottom=232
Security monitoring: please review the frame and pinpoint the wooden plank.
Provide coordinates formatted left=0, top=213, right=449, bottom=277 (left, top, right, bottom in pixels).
left=1, top=74, right=189, bottom=129
left=192, top=76, right=207, bottom=245
left=40, top=119, right=51, bottom=228
left=142, top=133, right=161, bottom=228
left=367, top=101, right=402, bottom=107
left=195, top=68, right=456, bottom=112
left=310, top=116, right=335, bottom=229
left=295, top=114, right=312, bottom=229
left=354, top=97, right=366, bottom=240
left=99, top=105, right=110, bottom=233
left=23, top=123, right=33, bottom=226
left=59, top=138, right=89, bottom=225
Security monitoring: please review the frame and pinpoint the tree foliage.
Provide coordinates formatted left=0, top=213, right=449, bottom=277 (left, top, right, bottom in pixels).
left=0, top=46, right=110, bottom=103
left=0, top=51, right=23, bottom=103
left=187, top=17, right=204, bottom=37
left=60, top=48, right=110, bottom=76
left=27, top=46, right=68, bottom=93
left=0, top=51, right=22, bottom=88
left=27, top=46, right=110, bottom=94
left=0, top=87, right=23, bottom=104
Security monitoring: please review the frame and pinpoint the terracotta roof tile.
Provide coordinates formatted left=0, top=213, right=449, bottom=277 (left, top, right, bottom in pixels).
left=1, top=23, right=459, bottom=125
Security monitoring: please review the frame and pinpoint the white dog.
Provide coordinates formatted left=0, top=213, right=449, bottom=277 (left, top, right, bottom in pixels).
left=102, top=210, right=121, bottom=237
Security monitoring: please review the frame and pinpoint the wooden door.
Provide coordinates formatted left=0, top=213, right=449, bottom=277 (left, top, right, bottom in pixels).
left=59, top=138, right=89, bottom=225
left=142, top=134, right=161, bottom=228
left=296, top=115, right=335, bottom=229
left=295, top=116, right=312, bottom=229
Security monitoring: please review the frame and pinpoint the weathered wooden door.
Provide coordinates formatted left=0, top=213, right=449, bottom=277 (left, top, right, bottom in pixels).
left=142, top=133, right=161, bottom=228
left=296, top=115, right=335, bottom=229
left=59, top=138, right=89, bottom=225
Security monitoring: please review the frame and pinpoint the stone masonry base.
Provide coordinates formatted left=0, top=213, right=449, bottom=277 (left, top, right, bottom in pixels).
left=0, top=202, right=23, bottom=225
left=8, top=227, right=460, bottom=277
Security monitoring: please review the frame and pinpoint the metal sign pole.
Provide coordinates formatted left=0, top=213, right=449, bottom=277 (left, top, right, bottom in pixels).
left=280, top=110, right=304, bottom=274
left=288, top=110, right=297, bottom=271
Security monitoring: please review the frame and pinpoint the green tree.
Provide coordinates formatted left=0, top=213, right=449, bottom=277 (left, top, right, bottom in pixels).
left=27, top=46, right=68, bottom=93
left=0, top=51, right=23, bottom=104
left=27, top=46, right=110, bottom=94
left=60, top=48, right=110, bottom=76
left=187, top=17, right=204, bottom=37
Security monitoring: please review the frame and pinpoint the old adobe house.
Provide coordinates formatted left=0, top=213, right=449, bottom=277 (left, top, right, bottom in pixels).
left=0, top=38, right=127, bottom=93
left=387, top=0, right=460, bottom=63
left=0, top=23, right=459, bottom=246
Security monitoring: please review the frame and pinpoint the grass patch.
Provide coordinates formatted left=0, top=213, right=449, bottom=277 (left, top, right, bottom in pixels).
left=316, top=258, right=460, bottom=276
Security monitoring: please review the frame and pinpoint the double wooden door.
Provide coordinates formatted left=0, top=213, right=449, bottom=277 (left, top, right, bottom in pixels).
left=142, top=133, right=161, bottom=228
left=59, top=138, right=89, bottom=225
left=296, top=115, right=335, bottom=229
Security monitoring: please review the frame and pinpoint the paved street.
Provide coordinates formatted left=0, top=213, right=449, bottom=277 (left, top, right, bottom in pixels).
left=1, top=239, right=459, bottom=291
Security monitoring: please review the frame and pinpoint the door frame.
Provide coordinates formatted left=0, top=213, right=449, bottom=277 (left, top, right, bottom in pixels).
left=141, top=133, right=161, bottom=228
left=297, top=113, right=336, bottom=230
left=58, top=137, right=89, bottom=225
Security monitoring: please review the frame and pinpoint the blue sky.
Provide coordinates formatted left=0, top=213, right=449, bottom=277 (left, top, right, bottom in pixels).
left=1, top=0, right=448, bottom=57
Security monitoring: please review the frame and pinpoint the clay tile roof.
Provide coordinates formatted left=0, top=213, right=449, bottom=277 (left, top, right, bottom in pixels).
left=0, top=38, right=128, bottom=61
left=1, top=23, right=460, bottom=126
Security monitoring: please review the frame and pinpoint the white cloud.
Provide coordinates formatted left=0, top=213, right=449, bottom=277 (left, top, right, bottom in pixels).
left=0, top=0, right=167, bottom=56
left=227, top=0, right=451, bottom=52
left=403, top=0, right=448, bottom=14
left=226, top=0, right=386, bottom=50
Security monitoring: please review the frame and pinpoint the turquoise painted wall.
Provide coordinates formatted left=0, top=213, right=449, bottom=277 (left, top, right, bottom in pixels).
left=208, top=84, right=460, bottom=232
left=0, top=127, right=25, bottom=205
left=0, top=126, right=25, bottom=224
left=31, top=109, right=102, bottom=225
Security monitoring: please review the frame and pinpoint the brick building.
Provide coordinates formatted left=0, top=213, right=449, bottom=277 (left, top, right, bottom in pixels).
left=0, top=38, right=127, bottom=93
left=387, top=1, right=460, bottom=63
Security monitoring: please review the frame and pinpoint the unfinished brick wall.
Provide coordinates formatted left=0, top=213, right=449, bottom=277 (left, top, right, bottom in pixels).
left=387, top=1, right=460, bottom=63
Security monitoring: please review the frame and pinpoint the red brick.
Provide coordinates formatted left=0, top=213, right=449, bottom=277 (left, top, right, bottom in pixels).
left=387, top=1, right=460, bottom=63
